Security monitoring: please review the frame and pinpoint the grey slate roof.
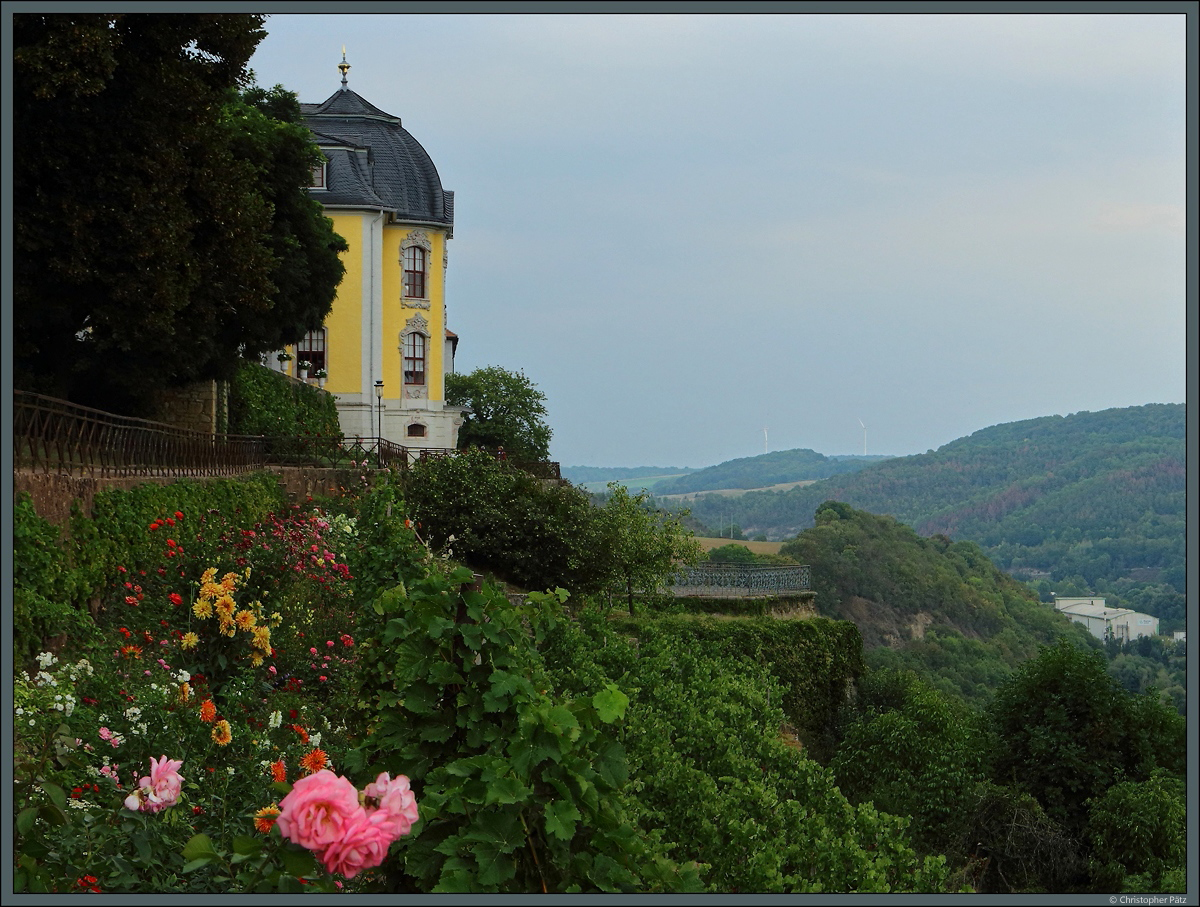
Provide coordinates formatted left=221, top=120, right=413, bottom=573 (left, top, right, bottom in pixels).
left=303, top=88, right=454, bottom=233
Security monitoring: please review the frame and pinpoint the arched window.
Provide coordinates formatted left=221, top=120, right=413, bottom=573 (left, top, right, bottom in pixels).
left=403, top=332, right=426, bottom=385
left=403, top=245, right=427, bottom=299
left=406, top=423, right=427, bottom=438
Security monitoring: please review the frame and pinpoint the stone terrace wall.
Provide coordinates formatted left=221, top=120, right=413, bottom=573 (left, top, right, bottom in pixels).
left=153, top=380, right=227, bottom=434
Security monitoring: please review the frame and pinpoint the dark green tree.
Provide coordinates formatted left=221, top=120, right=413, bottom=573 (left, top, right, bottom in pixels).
left=445, top=366, right=552, bottom=462
left=830, top=669, right=988, bottom=855
left=988, top=639, right=1184, bottom=835
left=13, top=14, right=344, bottom=414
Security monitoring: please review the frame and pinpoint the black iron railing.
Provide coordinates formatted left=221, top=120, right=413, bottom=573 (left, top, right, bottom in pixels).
left=14, top=391, right=265, bottom=478
left=14, top=391, right=563, bottom=481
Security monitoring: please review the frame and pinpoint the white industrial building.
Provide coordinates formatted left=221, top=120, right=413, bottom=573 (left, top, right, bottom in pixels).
left=1053, top=596, right=1159, bottom=642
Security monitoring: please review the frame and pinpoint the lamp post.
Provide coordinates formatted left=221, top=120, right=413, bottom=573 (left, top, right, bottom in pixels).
left=374, top=380, right=384, bottom=445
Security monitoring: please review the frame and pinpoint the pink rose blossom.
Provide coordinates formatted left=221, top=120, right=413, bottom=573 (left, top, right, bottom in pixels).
left=125, top=755, right=183, bottom=814
left=277, top=770, right=364, bottom=854
left=363, top=773, right=420, bottom=838
left=318, top=811, right=393, bottom=879
left=326, top=640, right=335, bottom=648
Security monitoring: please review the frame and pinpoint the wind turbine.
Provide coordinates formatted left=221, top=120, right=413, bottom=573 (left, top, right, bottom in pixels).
left=763, top=427, right=768, bottom=456
left=858, top=419, right=866, bottom=456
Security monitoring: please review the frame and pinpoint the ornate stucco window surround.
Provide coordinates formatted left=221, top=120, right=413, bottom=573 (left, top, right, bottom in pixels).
left=400, top=314, right=430, bottom=399
left=401, top=231, right=431, bottom=309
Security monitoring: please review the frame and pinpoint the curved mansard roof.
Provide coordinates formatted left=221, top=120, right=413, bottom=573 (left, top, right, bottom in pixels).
left=302, top=87, right=454, bottom=234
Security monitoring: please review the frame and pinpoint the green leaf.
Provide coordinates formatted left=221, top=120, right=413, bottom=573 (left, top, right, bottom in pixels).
left=278, top=843, right=319, bottom=877
left=485, top=775, right=531, bottom=807
left=41, top=781, right=67, bottom=811
left=593, top=684, right=630, bottom=724
left=182, top=833, right=221, bottom=863
left=181, top=858, right=214, bottom=873
left=544, top=799, right=582, bottom=841
left=17, top=807, right=38, bottom=836
left=38, top=803, right=67, bottom=827
left=232, top=835, right=263, bottom=856
left=472, top=841, right=519, bottom=887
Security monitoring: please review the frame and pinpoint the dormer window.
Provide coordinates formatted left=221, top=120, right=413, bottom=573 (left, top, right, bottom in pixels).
left=309, top=161, right=327, bottom=189
left=403, top=245, right=427, bottom=299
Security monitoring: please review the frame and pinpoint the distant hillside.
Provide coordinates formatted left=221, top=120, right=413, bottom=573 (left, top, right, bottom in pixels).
left=651, top=448, right=888, bottom=495
left=678, top=404, right=1186, bottom=630
left=779, top=501, right=1091, bottom=705
left=561, top=465, right=697, bottom=486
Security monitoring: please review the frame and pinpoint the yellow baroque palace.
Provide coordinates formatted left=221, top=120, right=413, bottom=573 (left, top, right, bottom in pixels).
left=278, top=55, right=464, bottom=449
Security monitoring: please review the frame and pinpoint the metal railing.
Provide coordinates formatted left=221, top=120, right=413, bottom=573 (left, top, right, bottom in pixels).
left=669, top=563, right=812, bottom=597
left=14, top=391, right=265, bottom=478
left=14, top=390, right=563, bottom=481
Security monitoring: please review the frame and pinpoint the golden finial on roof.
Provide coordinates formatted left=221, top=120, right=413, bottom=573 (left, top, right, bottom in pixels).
left=338, top=46, right=351, bottom=88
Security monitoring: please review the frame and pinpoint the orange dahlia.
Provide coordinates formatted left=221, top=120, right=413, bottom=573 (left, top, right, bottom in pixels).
left=299, top=748, right=328, bottom=776
left=199, top=699, right=217, bottom=723
left=269, top=758, right=287, bottom=783
left=211, top=719, right=232, bottom=746
left=253, top=805, right=281, bottom=834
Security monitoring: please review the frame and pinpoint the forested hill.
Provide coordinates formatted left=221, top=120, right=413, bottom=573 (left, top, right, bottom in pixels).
left=779, top=501, right=1084, bottom=704
left=679, top=404, right=1186, bottom=626
left=650, top=448, right=888, bottom=494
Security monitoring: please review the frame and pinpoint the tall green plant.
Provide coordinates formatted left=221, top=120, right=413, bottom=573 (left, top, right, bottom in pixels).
left=348, top=570, right=702, bottom=892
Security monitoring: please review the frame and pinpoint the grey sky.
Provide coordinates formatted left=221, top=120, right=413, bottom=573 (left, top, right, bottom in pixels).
left=247, top=12, right=1187, bottom=467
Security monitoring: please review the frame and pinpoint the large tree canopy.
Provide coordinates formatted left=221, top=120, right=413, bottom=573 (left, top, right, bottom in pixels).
left=13, top=14, right=345, bottom=414
left=445, top=366, right=553, bottom=462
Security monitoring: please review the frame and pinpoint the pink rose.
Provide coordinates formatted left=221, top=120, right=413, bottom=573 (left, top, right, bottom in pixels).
left=143, top=755, right=184, bottom=811
left=126, top=755, right=183, bottom=813
left=318, top=811, right=393, bottom=879
left=277, top=770, right=364, bottom=853
left=363, top=773, right=419, bottom=838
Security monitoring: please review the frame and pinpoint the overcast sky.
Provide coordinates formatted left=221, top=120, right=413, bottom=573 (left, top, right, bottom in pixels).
left=247, top=11, right=1187, bottom=468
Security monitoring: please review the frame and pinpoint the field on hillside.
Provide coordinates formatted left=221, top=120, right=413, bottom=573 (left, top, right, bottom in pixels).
left=658, top=479, right=819, bottom=501
left=693, top=537, right=785, bottom=555
left=575, top=473, right=692, bottom=493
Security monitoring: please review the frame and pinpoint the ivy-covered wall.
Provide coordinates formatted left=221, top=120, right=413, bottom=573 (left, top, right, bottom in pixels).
left=609, top=614, right=864, bottom=762
left=13, top=475, right=285, bottom=661
left=228, top=360, right=341, bottom=439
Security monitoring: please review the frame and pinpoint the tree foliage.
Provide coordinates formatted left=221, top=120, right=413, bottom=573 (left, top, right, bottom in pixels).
left=987, top=640, right=1185, bottom=835
left=13, top=14, right=345, bottom=414
left=445, top=366, right=552, bottom=463
left=830, top=670, right=989, bottom=855
left=401, top=449, right=609, bottom=595
left=593, top=484, right=702, bottom=612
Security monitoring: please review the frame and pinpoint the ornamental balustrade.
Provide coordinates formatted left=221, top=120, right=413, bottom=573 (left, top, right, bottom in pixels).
left=670, top=563, right=811, bottom=597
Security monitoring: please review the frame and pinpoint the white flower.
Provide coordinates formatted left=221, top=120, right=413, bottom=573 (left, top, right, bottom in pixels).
left=15, top=707, right=24, bottom=717
left=36, top=651, right=57, bottom=669
left=310, top=732, right=322, bottom=748
left=268, top=710, right=282, bottom=730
